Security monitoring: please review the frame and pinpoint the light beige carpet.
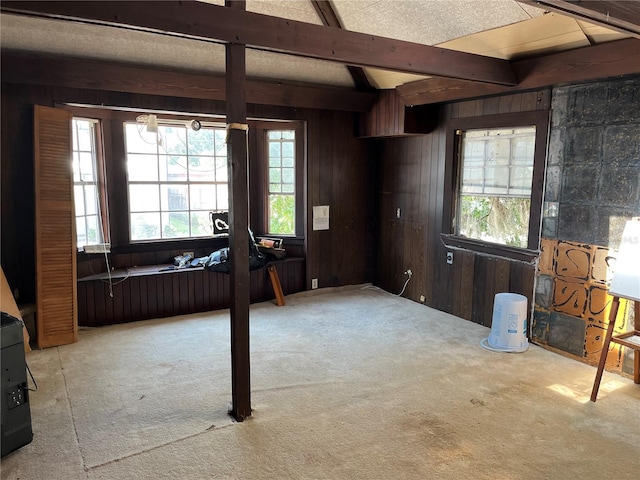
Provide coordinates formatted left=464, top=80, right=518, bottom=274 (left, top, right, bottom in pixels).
left=1, top=285, right=639, bottom=479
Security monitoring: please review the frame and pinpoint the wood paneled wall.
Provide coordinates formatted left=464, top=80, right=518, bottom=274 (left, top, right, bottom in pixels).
left=375, top=90, right=550, bottom=324
left=77, top=258, right=304, bottom=327
left=1, top=80, right=376, bottom=309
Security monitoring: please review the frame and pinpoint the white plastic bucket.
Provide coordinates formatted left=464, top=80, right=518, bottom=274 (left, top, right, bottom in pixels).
left=481, top=293, right=529, bottom=353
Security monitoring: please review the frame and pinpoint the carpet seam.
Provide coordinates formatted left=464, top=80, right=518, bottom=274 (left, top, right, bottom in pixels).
left=84, top=422, right=237, bottom=472
left=58, top=347, right=90, bottom=478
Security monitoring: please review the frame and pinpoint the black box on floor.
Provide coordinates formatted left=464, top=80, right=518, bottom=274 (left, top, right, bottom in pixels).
left=1, top=311, right=33, bottom=457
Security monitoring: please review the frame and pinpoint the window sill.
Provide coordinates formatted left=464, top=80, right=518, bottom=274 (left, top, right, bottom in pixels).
left=440, top=234, right=539, bottom=263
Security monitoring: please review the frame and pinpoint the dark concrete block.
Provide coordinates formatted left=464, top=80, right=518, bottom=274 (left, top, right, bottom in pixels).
left=561, top=165, right=599, bottom=203
left=535, top=274, right=554, bottom=310
left=532, top=309, right=550, bottom=344
left=603, top=125, right=640, bottom=167
left=565, top=127, right=602, bottom=165
left=567, top=85, right=608, bottom=126
left=547, top=128, right=565, bottom=166
left=606, top=81, right=640, bottom=123
left=548, top=312, right=586, bottom=357
left=598, top=166, right=640, bottom=208
left=545, top=165, right=562, bottom=201
left=557, top=204, right=596, bottom=244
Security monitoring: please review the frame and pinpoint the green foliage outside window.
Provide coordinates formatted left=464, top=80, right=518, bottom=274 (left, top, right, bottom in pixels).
left=269, top=194, right=295, bottom=235
left=459, top=196, right=530, bottom=248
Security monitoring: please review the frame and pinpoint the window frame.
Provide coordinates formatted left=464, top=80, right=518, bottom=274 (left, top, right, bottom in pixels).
left=442, top=111, right=550, bottom=261
left=251, top=121, right=305, bottom=239
left=71, top=117, right=110, bottom=250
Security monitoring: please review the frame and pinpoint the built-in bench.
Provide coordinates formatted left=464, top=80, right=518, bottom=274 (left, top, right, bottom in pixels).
left=77, top=257, right=305, bottom=327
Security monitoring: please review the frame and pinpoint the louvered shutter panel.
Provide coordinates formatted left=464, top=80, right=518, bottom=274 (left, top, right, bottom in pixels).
left=34, top=105, right=77, bottom=348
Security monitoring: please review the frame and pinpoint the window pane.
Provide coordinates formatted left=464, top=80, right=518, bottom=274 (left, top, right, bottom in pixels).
left=282, top=168, right=295, bottom=184
left=161, top=184, right=188, bottom=211
left=76, top=120, right=93, bottom=152
left=129, top=185, right=160, bottom=212
left=85, top=185, right=97, bottom=215
left=128, top=154, right=158, bottom=181
left=162, top=212, right=189, bottom=238
left=215, top=157, right=228, bottom=182
left=190, top=184, right=217, bottom=210
left=269, top=168, right=281, bottom=183
left=72, top=153, right=81, bottom=182
left=130, top=212, right=161, bottom=240
left=125, top=123, right=157, bottom=154
left=214, top=130, right=227, bottom=156
left=268, top=131, right=281, bottom=140
left=160, top=126, right=187, bottom=155
left=188, top=128, right=214, bottom=156
left=190, top=211, right=211, bottom=237
left=160, top=155, right=188, bottom=182
left=217, top=184, right=229, bottom=210
left=188, top=156, right=217, bottom=182
left=282, top=157, right=294, bottom=168
left=74, top=185, right=85, bottom=216
left=282, top=130, right=294, bottom=139
left=282, top=142, right=294, bottom=157
left=76, top=217, right=87, bottom=247
left=86, top=215, right=99, bottom=244
left=269, top=194, right=295, bottom=235
left=79, top=152, right=95, bottom=181
left=269, top=142, right=281, bottom=157
left=458, top=196, right=530, bottom=248
left=269, top=156, right=281, bottom=167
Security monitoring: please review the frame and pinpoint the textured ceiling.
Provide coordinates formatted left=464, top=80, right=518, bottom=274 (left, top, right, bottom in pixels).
left=0, top=0, right=628, bottom=90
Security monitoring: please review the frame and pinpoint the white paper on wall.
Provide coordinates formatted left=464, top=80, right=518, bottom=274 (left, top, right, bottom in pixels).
left=610, top=219, right=640, bottom=302
left=313, top=205, right=330, bottom=231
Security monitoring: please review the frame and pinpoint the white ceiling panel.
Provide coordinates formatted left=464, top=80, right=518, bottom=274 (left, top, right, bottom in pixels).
left=332, top=0, right=544, bottom=46
left=0, top=13, right=354, bottom=87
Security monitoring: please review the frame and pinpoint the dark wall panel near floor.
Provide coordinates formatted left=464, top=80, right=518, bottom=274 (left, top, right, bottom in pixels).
left=375, top=90, right=549, bottom=325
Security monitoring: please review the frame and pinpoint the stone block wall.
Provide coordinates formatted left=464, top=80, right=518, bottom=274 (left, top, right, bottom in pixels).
left=533, top=76, right=640, bottom=376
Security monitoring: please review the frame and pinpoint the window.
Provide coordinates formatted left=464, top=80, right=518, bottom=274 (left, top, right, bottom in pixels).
left=444, top=111, right=549, bottom=257
left=124, top=122, right=228, bottom=241
left=267, top=130, right=296, bottom=235
left=72, top=118, right=107, bottom=248
left=457, top=127, right=536, bottom=248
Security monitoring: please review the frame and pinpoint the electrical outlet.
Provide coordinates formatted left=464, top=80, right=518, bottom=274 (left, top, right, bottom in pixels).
left=419, top=295, right=425, bottom=303
left=396, top=208, right=401, bottom=218
left=405, top=269, right=412, bottom=276
left=446, top=251, right=454, bottom=265
left=311, top=278, right=318, bottom=289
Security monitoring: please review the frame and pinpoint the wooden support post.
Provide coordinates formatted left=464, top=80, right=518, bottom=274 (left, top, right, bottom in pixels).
left=226, top=0, right=251, bottom=422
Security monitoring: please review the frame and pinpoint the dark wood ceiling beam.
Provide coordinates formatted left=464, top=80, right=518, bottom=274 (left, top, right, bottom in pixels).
left=0, top=52, right=376, bottom=112
left=0, top=1, right=517, bottom=85
left=398, top=38, right=640, bottom=106
left=518, top=1, right=640, bottom=38
left=310, top=0, right=374, bottom=91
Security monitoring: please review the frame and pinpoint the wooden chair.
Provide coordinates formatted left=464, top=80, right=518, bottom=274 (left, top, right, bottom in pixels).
left=590, top=296, right=640, bottom=402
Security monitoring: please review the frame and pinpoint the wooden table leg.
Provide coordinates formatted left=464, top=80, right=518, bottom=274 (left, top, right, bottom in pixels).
left=268, top=265, right=285, bottom=307
left=590, top=296, right=620, bottom=402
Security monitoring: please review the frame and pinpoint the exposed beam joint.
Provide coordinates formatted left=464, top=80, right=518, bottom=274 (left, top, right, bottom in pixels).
left=398, top=38, right=640, bottom=106
left=518, top=0, right=640, bottom=38
left=0, top=1, right=517, bottom=85
left=310, top=0, right=374, bottom=91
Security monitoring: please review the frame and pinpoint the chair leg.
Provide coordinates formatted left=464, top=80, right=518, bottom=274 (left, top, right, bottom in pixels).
left=634, top=302, right=640, bottom=385
left=590, top=297, right=620, bottom=402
